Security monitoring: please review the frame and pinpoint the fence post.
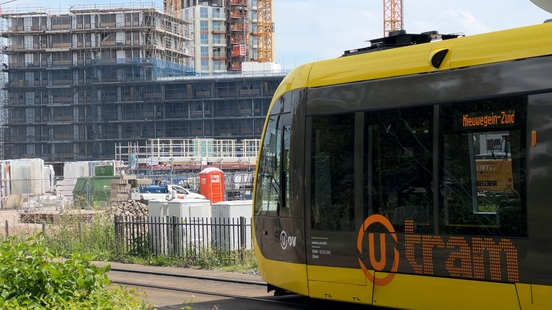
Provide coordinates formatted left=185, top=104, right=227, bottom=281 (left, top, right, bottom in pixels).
left=5, top=219, right=7, bottom=238
left=239, top=216, right=246, bottom=261
left=114, top=216, right=119, bottom=254
left=171, top=216, right=177, bottom=257
left=42, top=223, right=45, bottom=234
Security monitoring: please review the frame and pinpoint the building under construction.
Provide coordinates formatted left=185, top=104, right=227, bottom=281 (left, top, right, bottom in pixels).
left=0, top=4, right=284, bottom=166
left=182, top=0, right=275, bottom=73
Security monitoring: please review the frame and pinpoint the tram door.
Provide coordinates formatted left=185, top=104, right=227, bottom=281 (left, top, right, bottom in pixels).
left=305, top=108, right=434, bottom=300
left=306, top=113, right=369, bottom=294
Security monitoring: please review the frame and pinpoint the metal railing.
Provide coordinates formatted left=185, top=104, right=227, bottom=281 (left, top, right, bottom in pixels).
left=114, top=216, right=253, bottom=260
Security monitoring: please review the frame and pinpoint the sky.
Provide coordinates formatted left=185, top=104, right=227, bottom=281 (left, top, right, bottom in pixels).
left=272, top=0, right=552, bottom=69
left=2, top=0, right=552, bottom=70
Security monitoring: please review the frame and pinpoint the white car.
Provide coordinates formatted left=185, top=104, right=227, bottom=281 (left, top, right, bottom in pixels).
left=170, top=185, right=206, bottom=200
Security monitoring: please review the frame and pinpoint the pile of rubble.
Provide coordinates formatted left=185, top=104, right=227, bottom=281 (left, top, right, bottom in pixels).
left=108, top=200, right=148, bottom=219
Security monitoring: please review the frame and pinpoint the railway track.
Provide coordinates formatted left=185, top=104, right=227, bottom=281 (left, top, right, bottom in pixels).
left=109, top=266, right=266, bottom=286
left=107, top=267, right=310, bottom=308
left=107, top=266, right=377, bottom=309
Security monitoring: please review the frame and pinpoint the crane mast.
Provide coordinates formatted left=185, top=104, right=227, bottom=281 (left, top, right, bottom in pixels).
left=257, top=0, right=273, bottom=62
left=383, top=0, right=404, bottom=37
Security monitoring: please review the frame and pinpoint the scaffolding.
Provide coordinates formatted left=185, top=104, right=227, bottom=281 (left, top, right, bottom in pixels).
left=114, top=137, right=260, bottom=169
left=226, top=0, right=248, bottom=71
left=0, top=3, right=283, bottom=163
left=0, top=37, right=6, bottom=160
left=114, top=137, right=258, bottom=198
left=0, top=4, right=194, bottom=160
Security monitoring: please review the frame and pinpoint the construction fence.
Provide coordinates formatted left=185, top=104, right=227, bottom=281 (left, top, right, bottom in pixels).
left=114, top=215, right=253, bottom=262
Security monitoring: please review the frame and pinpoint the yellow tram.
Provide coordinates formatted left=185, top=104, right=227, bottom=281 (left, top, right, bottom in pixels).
left=252, top=20, right=552, bottom=310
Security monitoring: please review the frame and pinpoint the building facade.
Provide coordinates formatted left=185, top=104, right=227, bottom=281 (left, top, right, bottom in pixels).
left=0, top=4, right=284, bottom=163
left=183, top=0, right=274, bottom=73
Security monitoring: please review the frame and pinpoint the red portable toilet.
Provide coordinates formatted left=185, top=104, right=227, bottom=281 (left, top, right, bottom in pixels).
left=199, top=167, right=225, bottom=204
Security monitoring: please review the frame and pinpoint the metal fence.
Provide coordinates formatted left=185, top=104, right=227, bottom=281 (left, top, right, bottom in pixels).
left=114, top=216, right=253, bottom=260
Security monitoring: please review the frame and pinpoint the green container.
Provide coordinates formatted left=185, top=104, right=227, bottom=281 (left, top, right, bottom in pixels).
left=73, top=176, right=117, bottom=207
left=95, top=165, right=115, bottom=176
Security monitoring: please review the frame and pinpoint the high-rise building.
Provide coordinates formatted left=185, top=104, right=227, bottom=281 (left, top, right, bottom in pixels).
left=183, top=0, right=274, bottom=73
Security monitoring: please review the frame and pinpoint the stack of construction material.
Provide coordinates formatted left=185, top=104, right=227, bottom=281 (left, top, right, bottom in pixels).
left=107, top=200, right=148, bottom=219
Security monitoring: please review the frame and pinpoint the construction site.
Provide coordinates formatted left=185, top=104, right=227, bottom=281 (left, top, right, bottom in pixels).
left=0, top=1, right=281, bottom=174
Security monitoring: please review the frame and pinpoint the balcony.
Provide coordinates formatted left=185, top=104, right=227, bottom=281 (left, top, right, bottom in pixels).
left=229, top=25, right=248, bottom=32
left=30, top=25, right=48, bottom=31
left=239, top=89, right=259, bottom=97
left=51, top=43, right=71, bottom=49
left=196, top=91, right=211, bottom=98
left=229, top=0, right=247, bottom=5
left=53, top=115, right=73, bottom=122
left=51, top=24, right=72, bottom=31
left=218, top=91, right=236, bottom=98
left=53, top=134, right=73, bottom=140
left=144, top=93, right=162, bottom=101
left=230, top=12, right=247, bottom=19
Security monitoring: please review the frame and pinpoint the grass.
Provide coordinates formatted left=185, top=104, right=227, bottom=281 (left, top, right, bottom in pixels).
left=112, top=247, right=258, bottom=274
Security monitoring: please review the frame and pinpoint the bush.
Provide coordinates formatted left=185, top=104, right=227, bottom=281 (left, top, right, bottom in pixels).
left=0, top=233, right=151, bottom=309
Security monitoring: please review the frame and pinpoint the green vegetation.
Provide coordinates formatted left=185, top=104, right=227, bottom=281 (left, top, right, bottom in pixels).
left=7, top=210, right=258, bottom=272
left=0, top=233, right=152, bottom=309
left=0, top=209, right=258, bottom=309
left=41, top=213, right=116, bottom=261
left=111, top=248, right=257, bottom=273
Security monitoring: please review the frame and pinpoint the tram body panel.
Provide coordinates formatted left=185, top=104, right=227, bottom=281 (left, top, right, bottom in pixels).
left=516, top=284, right=552, bottom=310
left=372, top=273, right=520, bottom=310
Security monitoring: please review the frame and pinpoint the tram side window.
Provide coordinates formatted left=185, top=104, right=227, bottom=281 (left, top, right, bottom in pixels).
left=255, top=114, right=281, bottom=215
left=364, top=106, right=433, bottom=233
left=439, top=97, right=527, bottom=237
left=311, top=114, right=355, bottom=231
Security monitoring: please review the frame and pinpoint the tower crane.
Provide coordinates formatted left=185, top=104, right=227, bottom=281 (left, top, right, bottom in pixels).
left=257, top=0, right=273, bottom=62
left=383, top=0, right=404, bottom=37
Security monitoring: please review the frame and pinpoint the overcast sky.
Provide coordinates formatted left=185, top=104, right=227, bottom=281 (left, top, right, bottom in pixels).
left=3, top=0, right=552, bottom=69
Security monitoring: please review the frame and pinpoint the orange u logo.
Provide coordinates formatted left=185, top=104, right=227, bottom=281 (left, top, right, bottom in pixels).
left=356, top=214, right=399, bottom=286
